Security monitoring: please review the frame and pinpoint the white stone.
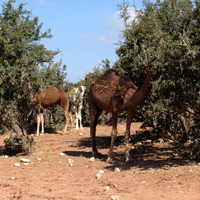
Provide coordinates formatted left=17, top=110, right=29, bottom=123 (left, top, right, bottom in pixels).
left=59, top=152, right=65, bottom=156
left=14, top=163, right=20, bottom=167
left=96, top=173, right=101, bottom=179
left=23, top=163, right=30, bottom=166
left=68, top=158, right=74, bottom=163
left=111, top=195, right=120, bottom=200
left=89, top=157, right=95, bottom=162
left=105, top=186, right=110, bottom=190
left=99, top=170, right=104, bottom=174
left=114, top=167, right=121, bottom=172
left=20, top=158, right=31, bottom=163
left=68, top=158, right=74, bottom=166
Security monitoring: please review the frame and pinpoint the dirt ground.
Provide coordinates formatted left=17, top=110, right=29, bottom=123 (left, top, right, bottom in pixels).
left=0, top=122, right=200, bottom=200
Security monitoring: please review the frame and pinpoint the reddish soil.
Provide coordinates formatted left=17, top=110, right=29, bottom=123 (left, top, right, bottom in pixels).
left=0, top=123, right=200, bottom=200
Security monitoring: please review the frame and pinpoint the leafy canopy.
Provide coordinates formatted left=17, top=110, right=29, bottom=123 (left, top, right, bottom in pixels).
left=116, top=0, right=200, bottom=145
left=0, top=0, right=66, bottom=136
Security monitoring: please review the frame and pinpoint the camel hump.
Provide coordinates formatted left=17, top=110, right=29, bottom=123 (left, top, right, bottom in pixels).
left=103, top=69, right=119, bottom=78
left=53, top=86, right=62, bottom=91
left=104, top=69, right=136, bottom=89
left=90, top=69, right=118, bottom=86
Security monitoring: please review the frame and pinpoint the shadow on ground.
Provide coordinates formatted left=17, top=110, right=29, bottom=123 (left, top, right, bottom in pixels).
left=64, top=135, right=190, bottom=171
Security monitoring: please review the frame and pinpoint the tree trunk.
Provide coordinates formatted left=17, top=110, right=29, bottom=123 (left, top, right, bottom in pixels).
left=0, top=114, right=30, bottom=154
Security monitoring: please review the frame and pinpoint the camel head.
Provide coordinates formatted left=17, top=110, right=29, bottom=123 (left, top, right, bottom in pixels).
left=80, top=86, right=86, bottom=93
left=145, top=68, right=156, bottom=81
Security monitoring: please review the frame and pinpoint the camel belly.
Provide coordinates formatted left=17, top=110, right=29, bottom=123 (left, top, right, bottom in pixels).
left=91, top=90, right=124, bottom=113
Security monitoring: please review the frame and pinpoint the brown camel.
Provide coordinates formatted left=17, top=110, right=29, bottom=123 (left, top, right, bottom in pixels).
left=36, top=86, right=72, bottom=136
left=88, top=69, right=156, bottom=162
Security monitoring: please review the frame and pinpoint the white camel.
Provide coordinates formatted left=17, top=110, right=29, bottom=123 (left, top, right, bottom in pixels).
left=69, top=86, right=86, bottom=129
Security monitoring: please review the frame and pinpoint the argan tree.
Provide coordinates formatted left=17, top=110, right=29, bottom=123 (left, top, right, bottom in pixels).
left=0, top=0, right=64, bottom=154
left=116, top=0, right=200, bottom=159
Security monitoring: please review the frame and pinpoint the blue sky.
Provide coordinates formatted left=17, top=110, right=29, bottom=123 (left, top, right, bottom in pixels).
left=1, top=0, right=149, bottom=83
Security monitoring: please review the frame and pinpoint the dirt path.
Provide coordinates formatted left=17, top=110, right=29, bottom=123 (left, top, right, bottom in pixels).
left=0, top=123, right=200, bottom=200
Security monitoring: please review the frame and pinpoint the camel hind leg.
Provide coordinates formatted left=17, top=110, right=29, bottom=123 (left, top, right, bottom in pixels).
left=89, top=102, right=102, bottom=158
left=36, top=113, right=44, bottom=136
left=63, top=110, right=70, bottom=134
left=60, top=96, right=71, bottom=134
left=68, top=111, right=74, bottom=131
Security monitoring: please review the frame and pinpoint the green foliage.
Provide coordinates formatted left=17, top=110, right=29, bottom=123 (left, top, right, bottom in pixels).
left=116, top=0, right=200, bottom=159
left=184, top=120, right=200, bottom=161
left=0, top=0, right=67, bottom=136
left=184, top=139, right=200, bottom=161
left=4, top=134, right=35, bottom=156
left=40, top=105, right=66, bottom=132
left=39, top=61, right=68, bottom=89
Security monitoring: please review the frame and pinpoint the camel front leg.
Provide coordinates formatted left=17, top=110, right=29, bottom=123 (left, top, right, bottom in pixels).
left=72, top=105, right=79, bottom=129
left=78, top=105, right=83, bottom=129
left=78, top=113, right=83, bottom=129
left=36, top=114, right=40, bottom=136
left=75, top=109, right=79, bottom=129
left=107, top=113, right=118, bottom=162
left=124, top=109, right=135, bottom=162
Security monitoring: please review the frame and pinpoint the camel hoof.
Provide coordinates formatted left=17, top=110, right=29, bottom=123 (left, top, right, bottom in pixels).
left=107, top=156, right=114, bottom=163
left=125, top=156, right=131, bottom=162
left=92, top=151, right=101, bottom=159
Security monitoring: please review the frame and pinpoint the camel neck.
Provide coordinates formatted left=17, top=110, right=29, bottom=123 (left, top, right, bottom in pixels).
left=130, top=72, right=154, bottom=107
left=140, top=73, right=154, bottom=97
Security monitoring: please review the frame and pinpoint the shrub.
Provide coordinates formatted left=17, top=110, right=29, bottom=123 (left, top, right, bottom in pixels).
left=4, top=134, right=35, bottom=156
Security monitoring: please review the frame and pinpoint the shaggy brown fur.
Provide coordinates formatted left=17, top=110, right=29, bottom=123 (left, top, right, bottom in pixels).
left=36, top=86, right=72, bottom=136
left=88, top=69, right=156, bottom=162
